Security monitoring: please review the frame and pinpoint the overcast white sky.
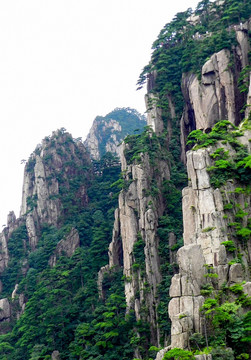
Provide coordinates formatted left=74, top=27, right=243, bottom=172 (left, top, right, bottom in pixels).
left=0, top=0, right=199, bottom=226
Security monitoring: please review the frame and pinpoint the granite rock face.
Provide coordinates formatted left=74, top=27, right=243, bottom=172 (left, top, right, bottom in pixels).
left=99, top=104, right=172, bottom=348
left=19, top=130, right=90, bottom=250
left=51, top=350, right=61, bottom=360
left=0, top=298, right=11, bottom=322
left=0, top=130, right=91, bottom=328
left=49, top=228, right=80, bottom=267
left=155, top=20, right=251, bottom=359
left=169, top=131, right=251, bottom=349
left=84, top=108, right=146, bottom=160
left=85, top=117, right=123, bottom=160
left=180, top=20, right=251, bottom=162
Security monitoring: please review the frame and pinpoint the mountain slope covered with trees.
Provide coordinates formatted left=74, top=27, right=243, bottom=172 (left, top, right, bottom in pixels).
left=0, top=1, right=250, bottom=359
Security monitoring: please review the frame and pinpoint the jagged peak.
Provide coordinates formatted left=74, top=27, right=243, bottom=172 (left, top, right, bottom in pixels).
left=84, top=107, right=146, bottom=160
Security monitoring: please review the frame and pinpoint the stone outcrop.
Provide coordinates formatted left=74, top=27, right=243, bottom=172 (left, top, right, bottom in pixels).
left=49, top=228, right=80, bottom=267
left=85, top=118, right=123, bottom=160
left=152, top=19, right=251, bottom=359
left=0, top=212, right=25, bottom=275
left=0, top=298, right=11, bottom=322
left=51, top=350, right=61, bottom=360
left=169, top=130, right=251, bottom=349
left=19, top=130, right=90, bottom=250
left=84, top=108, right=146, bottom=160
left=0, top=130, right=91, bottom=329
left=99, top=100, right=174, bottom=349
left=180, top=20, right=251, bottom=162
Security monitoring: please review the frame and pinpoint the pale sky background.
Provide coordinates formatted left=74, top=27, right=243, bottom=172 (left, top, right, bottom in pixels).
left=0, top=0, right=199, bottom=226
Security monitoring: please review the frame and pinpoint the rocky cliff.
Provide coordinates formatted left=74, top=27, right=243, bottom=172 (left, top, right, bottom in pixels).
left=153, top=14, right=251, bottom=360
left=98, top=91, right=184, bottom=356
left=169, top=126, right=251, bottom=351
left=100, top=8, right=251, bottom=360
left=84, top=107, right=146, bottom=160
left=0, top=129, right=91, bottom=330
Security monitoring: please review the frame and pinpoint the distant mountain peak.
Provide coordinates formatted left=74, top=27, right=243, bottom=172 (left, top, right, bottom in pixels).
left=84, top=107, right=146, bottom=160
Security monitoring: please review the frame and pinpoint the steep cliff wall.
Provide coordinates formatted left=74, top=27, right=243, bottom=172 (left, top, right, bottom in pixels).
left=100, top=121, right=170, bottom=350
left=180, top=19, right=251, bottom=162
left=153, top=16, right=251, bottom=360
left=96, top=96, right=183, bottom=358
left=169, top=126, right=251, bottom=350
left=19, top=129, right=90, bottom=250
left=0, top=130, right=91, bottom=328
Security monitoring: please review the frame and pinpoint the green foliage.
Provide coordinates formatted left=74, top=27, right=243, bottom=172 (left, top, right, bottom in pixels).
left=186, top=120, right=251, bottom=188
left=200, top=282, right=251, bottom=358
left=202, top=226, right=216, bottom=233
left=69, top=271, right=135, bottom=360
left=236, top=227, right=251, bottom=240
left=2, top=2, right=251, bottom=359
left=223, top=203, right=233, bottom=210
left=189, top=333, right=207, bottom=352
left=238, top=66, right=251, bottom=94
left=124, top=126, right=162, bottom=165
left=133, top=233, right=145, bottom=266
left=156, top=125, right=187, bottom=344
left=163, top=348, right=195, bottom=360
left=1, top=225, right=29, bottom=297
left=200, top=283, right=214, bottom=296
left=220, top=240, right=236, bottom=253
left=187, top=120, right=239, bottom=149
left=211, top=347, right=234, bottom=360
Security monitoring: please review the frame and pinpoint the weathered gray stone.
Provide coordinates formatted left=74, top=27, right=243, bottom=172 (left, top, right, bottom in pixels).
left=198, top=189, right=215, bottom=214
left=51, top=350, right=61, bottom=360
left=154, top=346, right=171, bottom=360
left=218, top=245, right=227, bottom=265
left=108, top=208, right=122, bottom=267
left=243, top=282, right=251, bottom=297
left=26, top=213, right=38, bottom=251
left=97, top=265, right=111, bottom=299
left=0, top=232, right=9, bottom=273
left=229, top=263, right=244, bottom=284
left=245, top=73, right=251, bottom=119
left=180, top=296, right=194, bottom=316
left=217, top=265, right=229, bottom=288
left=197, top=168, right=211, bottom=189
left=49, top=228, right=80, bottom=267
left=7, top=211, right=16, bottom=226
left=168, top=297, right=180, bottom=320
left=213, top=188, right=224, bottom=212
left=11, top=284, right=19, bottom=299
left=177, top=245, right=206, bottom=288
left=195, top=355, right=212, bottom=360
left=171, top=332, right=189, bottom=349
left=193, top=296, right=205, bottom=333
left=170, top=274, right=181, bottom=297
left=145, top=93, right=164, bottom=135
left=0, top=298, right=10, bottom=321
left=171, top=318, right=183, bottom=335
left=84, top=118, right=122, bottom=160
left=182, top=187, right=197, bottom=245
